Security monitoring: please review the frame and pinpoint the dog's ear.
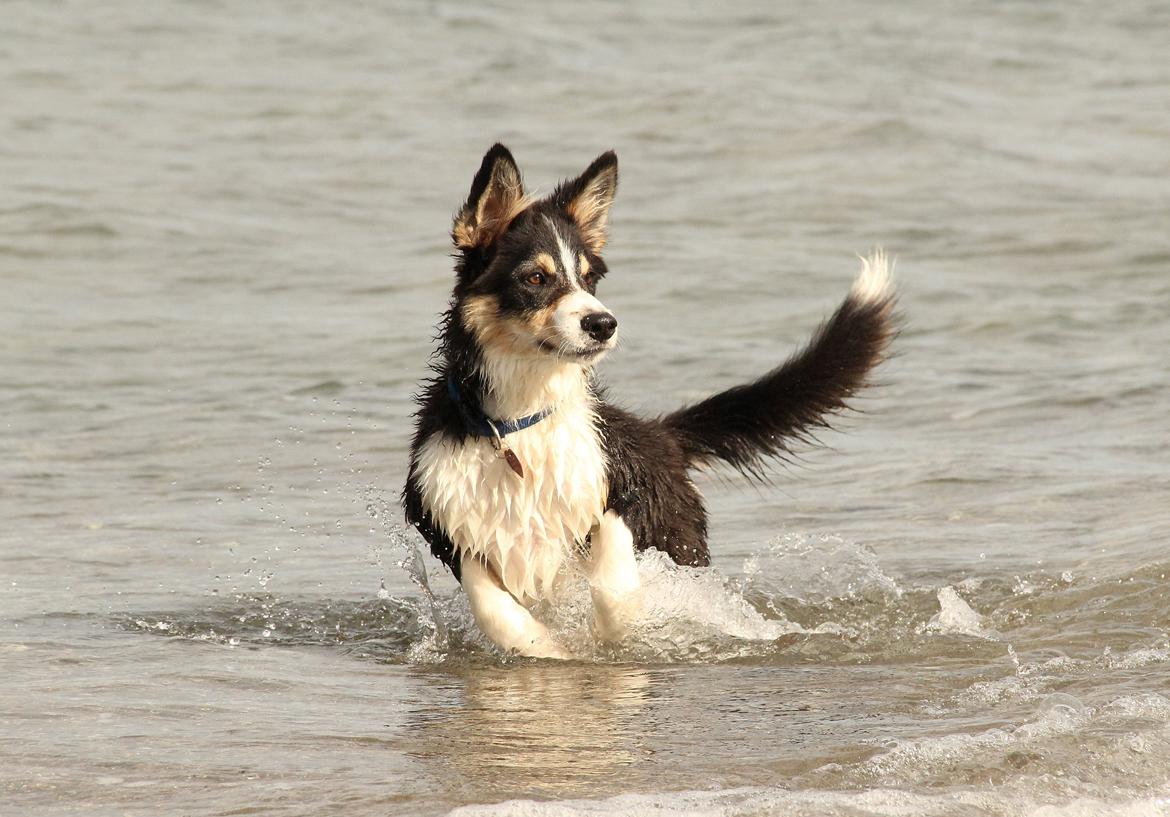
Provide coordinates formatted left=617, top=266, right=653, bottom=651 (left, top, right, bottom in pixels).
left=453, top=144, right=528, bottom=250
left=555, top=151, right=618, bottom=254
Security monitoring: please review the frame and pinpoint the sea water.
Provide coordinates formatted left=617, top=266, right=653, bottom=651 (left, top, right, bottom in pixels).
left=3, top=2, right=1169, bottom=815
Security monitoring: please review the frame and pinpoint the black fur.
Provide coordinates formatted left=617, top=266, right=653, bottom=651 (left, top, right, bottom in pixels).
left=597, top=403, right=710, bottom=566
left=403, top=145, right=895, bottom=583
left=664, top=290, right=896, bottom=481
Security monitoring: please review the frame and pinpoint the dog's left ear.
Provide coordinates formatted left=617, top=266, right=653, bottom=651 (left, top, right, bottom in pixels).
left=555, top=151, right=618, bottom=253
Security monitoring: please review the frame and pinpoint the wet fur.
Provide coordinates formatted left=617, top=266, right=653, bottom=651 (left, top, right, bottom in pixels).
left=403, top=145, right=896, bottom=650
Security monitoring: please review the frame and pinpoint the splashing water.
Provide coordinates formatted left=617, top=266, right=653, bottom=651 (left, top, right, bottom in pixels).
left=922, top=586, right=998, bottom=639
left=121, top=523, right=1168, bottom=673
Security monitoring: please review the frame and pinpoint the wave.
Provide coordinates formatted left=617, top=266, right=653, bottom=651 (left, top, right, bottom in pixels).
left=115, top=530, right=1170, bottom=813
left=441, top=689, right=1170, bottom=816
left=117, top=528, right=1170, bottom=672
left=448, top=786, right=1170, bottom=817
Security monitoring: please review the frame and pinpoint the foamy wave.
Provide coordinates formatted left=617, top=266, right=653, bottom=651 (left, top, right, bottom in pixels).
left=945, top=644, right=1170, bottom=713
left=1108, top=645, right=1170, bottom=670
left=834, top=691, right=1170, bottom=798
left=448, top=785, right=1170, bottom=817
left=854, top=693, right=1093, bottom=784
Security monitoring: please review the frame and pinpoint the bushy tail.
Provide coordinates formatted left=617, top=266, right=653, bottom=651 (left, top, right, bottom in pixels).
left=662, top=251, right=897, bottom=479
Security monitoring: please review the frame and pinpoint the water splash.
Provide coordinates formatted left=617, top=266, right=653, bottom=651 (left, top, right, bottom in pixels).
left=121, top=525, right=1170, bottom=678
left=744, top=532, right=902, bottom=603
left=922, top=586, right=997, bottom=639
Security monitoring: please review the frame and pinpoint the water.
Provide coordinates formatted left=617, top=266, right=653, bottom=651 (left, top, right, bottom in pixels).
left=3, top=1, right=1169, bottom=815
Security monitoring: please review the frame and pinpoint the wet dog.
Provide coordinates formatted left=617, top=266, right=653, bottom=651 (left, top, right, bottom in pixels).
left=402, top=145, right=895, bottom=658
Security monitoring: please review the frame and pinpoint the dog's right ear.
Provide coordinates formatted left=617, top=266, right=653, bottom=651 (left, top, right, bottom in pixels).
left=452, top=144, right=528, bottom=251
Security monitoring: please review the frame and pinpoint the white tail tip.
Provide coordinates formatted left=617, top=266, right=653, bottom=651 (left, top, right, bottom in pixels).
left=851, top=249, right=894, bottom=304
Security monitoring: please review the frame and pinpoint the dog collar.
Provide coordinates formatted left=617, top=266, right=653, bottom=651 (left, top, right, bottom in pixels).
left=446, top=377, right=554, bottom=440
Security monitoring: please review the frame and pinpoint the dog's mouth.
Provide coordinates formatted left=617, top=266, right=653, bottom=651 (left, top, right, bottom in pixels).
left=536, top=338, right=612, bottom=362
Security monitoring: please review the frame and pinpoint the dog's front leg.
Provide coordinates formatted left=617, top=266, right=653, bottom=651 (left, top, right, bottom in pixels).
left=587, top=510, right=642, bottom=642
left=461, top=554, right=568, bottom=659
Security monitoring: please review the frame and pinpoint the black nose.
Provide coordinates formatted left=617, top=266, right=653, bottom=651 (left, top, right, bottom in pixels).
left=581, top=312, right=617, bottom=342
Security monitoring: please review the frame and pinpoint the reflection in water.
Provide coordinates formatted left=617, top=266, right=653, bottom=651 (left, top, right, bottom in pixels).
left=407, top=663, right=657, bottom=800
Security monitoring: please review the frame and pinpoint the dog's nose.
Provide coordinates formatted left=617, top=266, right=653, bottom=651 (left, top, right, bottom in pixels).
left=581, top=312, right=617, bottom=342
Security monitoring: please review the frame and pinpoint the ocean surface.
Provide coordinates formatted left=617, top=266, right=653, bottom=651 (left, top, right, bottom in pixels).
left=3, top=2, right=1169, bottom=815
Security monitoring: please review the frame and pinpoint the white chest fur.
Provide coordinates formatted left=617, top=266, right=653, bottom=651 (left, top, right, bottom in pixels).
left=415, top=401, right=608, bottom=604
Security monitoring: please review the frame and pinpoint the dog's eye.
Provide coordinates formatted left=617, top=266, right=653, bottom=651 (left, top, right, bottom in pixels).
left=581, top=271, right=597, bottom=287
left=525, top=271, right=548, bottom=286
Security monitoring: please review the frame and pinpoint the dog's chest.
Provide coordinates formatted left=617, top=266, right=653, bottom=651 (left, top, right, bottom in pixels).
left=415, top=405, right=607, bottom=603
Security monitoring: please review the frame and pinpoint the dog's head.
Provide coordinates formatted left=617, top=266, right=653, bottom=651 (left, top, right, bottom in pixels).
left=451, top=144, right=619, bottom=366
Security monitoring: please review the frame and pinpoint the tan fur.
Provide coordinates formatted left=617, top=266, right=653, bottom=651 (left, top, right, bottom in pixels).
left=452, top=194, right=533, bottom=249
left=535, top=253, right=556, bottom=274
left=579, top=254, right=590, bottom=278
left=452, top=157, right=535, bottom=250
left=460, top=295, right=579, bottom=417
left=461, top=294, right=557, bottom=359
left=565, top=168, right=617, bottom=253
left=461, top=295, right=522, bottom=359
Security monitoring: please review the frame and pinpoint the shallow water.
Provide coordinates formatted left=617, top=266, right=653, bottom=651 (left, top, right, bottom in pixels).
left=3, top=1, right=1170, bottom=815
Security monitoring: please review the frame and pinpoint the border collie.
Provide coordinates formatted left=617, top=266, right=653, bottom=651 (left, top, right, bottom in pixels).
left=403, top=145, right=895, bottom=658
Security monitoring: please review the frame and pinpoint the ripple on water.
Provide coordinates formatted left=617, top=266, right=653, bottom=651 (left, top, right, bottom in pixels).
left=119, top=531, right=1170, bottom=675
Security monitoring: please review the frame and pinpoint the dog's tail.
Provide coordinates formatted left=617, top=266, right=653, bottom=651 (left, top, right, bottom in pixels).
left=661, top=251, right=897, bottom=479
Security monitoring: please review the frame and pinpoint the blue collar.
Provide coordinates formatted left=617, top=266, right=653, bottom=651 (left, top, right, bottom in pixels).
left=447, top=377, right=554, bottom=440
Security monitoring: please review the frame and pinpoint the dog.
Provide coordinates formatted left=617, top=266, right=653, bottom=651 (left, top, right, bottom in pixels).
left=402, top=144, right=895, bottom=658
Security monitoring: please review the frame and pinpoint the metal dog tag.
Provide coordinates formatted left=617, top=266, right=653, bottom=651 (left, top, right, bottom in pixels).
left=488, top=422, right=525, bottom=479
left=502, top=448, right=525, bottom=479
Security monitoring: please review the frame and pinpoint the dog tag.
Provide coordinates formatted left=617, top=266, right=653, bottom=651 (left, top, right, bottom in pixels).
left=486, top=421, right=525, bottom=479
left=502, top=448, right=525, bottom=479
